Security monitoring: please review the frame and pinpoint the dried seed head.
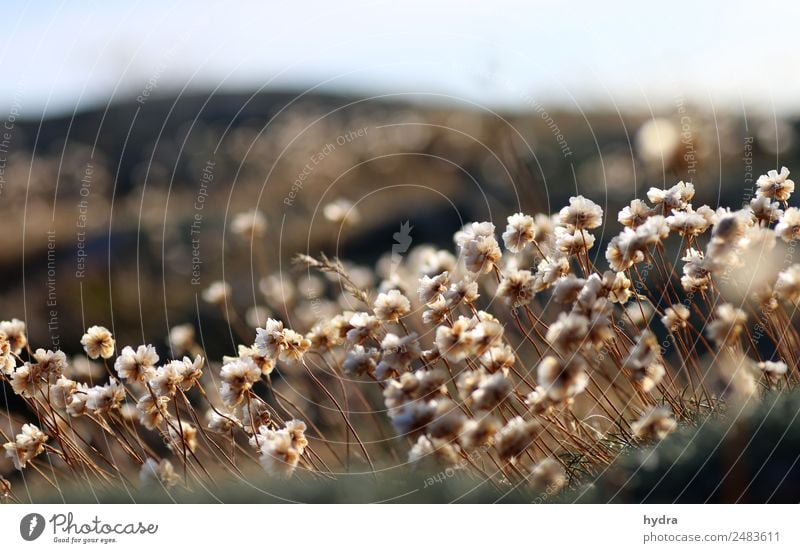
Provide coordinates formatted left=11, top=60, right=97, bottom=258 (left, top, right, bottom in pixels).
left=115, top=344, right=159, bottom=382
left=373, top=289, right=411, bottom=322
left=537, top=355, right=589, bottom=401
left=139, top=458, right=179, bottom=489
left=80, top=325, right=115, bottom=360
left=502, top=212, right=537, bottom=253
left=631, top=407, right=677, bottom=441
left=0, top=319, right=27, bottom=354
left=3, top=423, right=48, bottom=470
left=756, top=166, right=794, bottom=202
left=496, top=416, right=541, bottom=460
left=528, top=458, right=567, bottom=494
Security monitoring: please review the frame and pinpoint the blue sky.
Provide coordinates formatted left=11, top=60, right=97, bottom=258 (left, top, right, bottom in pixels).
left=1, top=0, right=798, bottom=118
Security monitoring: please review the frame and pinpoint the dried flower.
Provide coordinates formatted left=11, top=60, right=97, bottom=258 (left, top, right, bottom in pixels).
left=418, top=272, right=449, bottom=304
left=376, top=332, right=420, bottom=379
left=758, top=360, right=788, bottom=379
left=137, top=394, right=169, bottom=430
left=756, top=167, right=794, bottom=202
left=528, top=458, right=567, bottom=493
left=706, top=304, right=747, bottom=346
left=343, top=345, right=378, bottom=377
left=559, top=195, right=603, bottom=230
left=661, top=304, right=690, bottom=332
left=496, top=268, right=535, bottom=306
left=202, top=281, right=231, bottom=304
left=631, top=407, right=677, bottom=441
left=230, top=209, right=267, bottom=238
left=647, top=181, right=694, bottom=211
left=3, top=423, right=48, bottom=469
left=502, top=212, right=537, bottom=252
left=537, top=355, right=589, bottom=401
left=750, top=196, right=783, bottom=225
left=219, top=357, right=261, bottom=407
left=168, top=421, right=198, bottom=454
left=0, top=319, right=27, bottom=354
left=496, top=416, right=541, bottom=460
left=618, top=199, right=652, bottom=228
left=374, top=289, right=411, bottom=322
left=115, top=345, right=159, bottom=382
left=168, top=324, right=195, bottom=355
left=775, top=207, right=800, bottom=242
left=455, top=222, right=502, bottom=274
left=139, top=458, right=178, bottom=488
left=86, top=379, right=125, bottom=413
left=0, top=333, right=15, bottom=375
left=80, top=325, right=115, bottom=359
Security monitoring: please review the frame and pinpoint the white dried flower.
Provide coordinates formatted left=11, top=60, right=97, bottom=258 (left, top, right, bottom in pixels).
left=0, top=319, right=27, bottom=354
left=167, top=421, right=198, bottom=454
left=207, top=409, right=239, bottom=433
left=408, top=435, right=461, bottom=466
left=603, top=271, right=632, bottom=304
left=496, top=268, right=535, bottom=307
left=427, top=399, right=467, bottom=440
left=323, top=198, right=360, bottom=224
left=148, top=361, right=183, bottom=398
left=537, top=355, right=589, bottom=401
left=758, top=360, right=788, bottom=379
left=647, top=181, right=694, bottom=211
left=250, top=421, right=306, bottom=478
left=455, top=222, right=502, bottom=274
left=528, top=458, right=567, bottom=493
left=219, top=357, right=261, bottom=407
left=618, top=199, right=652, bottom=228
left=496, top=416, right=541, bottom=460
left=775, top=207, right=800, bottom=242
left=750, top=196, right=783, bottom=225
left=49, top=376, right=78, bottom=409
left=0, top=333, right=15, bottom=375
left=255, top=318, right=285, bottom=358
left=534, top=256, right=571, bottom=291
left=230, top=209, right=267, bottom=238
left=459, top=415, right=501, bottom=449
left=3, top=423, right=48, bottom=470
left=661, top=304, right=690, bottom=332
left=139, top=458, right=178, bottom=488
left=418, top=272, right=449, bottom=304
left=756, top=166, right=794, bottom=202
left=555, top=227, right=595, bottom=255
left=470, top=372, right=512, bottom=411
left=775, top=264, right=800, bottom=304
left=202, top=281, right=231, bottom=304
left=32, top=348, right=67, bottom=382
left=706, top=304, right=747, bottom=346
left=343, top=345, right=379, bottom=377
left=559, top=195, right=603, bottom=230
left=86, top=379, right=125, bottom=413
left=423, top=296, right=450, bottom=325
left=168, top=324, right=195, bottom=355
left=435, top=317, right=474, bottom=362
left=502, top=212, right=536, bottom=252
left=545, top=313, right=589, bottom=354
left=631, top=407, right=677, bottom=441
left=80, top=325, right=115, bottom=359
left=666, top=207, right=711, bottom=236
left=376, top=332, right=420, bottom=379
left=373, top=289, right=411, bottom=322
left=115, top=345, right=159, bottom=382
left=445, top=277, right=480, bottom=307
left=137, top=393, right=169, bottom=430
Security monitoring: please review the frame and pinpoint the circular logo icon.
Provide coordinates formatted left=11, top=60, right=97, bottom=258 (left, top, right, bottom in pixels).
left=20, top=513, right=45, bottom=541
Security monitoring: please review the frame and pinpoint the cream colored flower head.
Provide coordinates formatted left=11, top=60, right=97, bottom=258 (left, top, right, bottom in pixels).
left=81, top=325, right=115, bottom=359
